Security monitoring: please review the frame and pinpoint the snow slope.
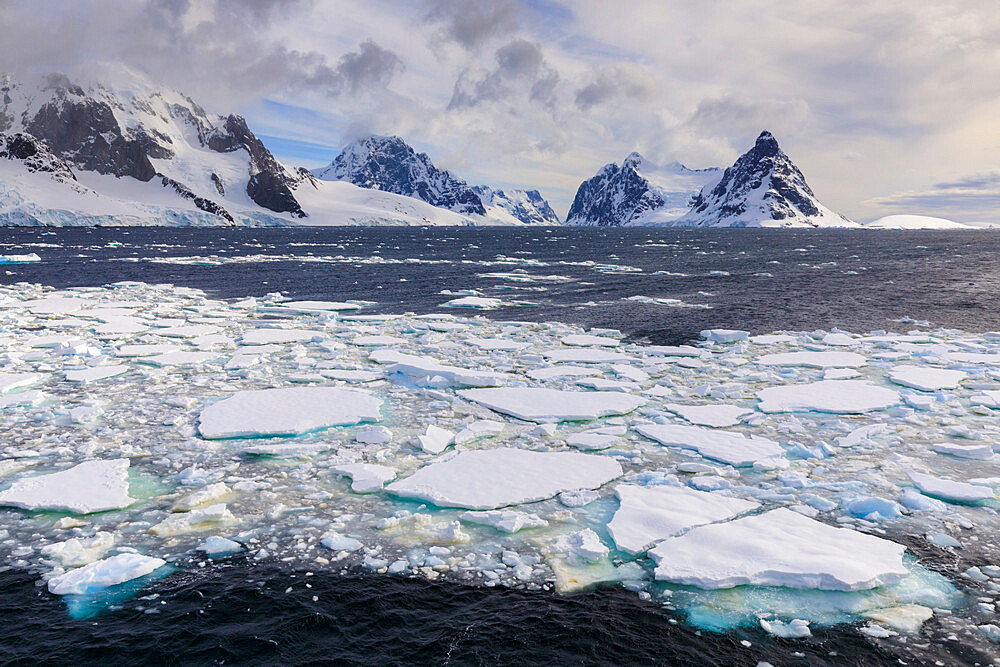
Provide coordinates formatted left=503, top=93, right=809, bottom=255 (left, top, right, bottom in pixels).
left=866, top=215, right=972, bottom=230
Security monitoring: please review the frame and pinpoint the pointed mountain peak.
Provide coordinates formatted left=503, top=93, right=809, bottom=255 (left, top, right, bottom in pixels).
left=623, top=152, right=645, bottom=169
left=753, top=130, right=780, bottom=155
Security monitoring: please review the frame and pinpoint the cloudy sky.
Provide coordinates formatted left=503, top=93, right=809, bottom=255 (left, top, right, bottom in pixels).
left=3, top=0, right=1000, bottom=222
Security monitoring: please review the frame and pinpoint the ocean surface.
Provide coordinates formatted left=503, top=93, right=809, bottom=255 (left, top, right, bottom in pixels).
left=2, top=226, right=1000, bottom=666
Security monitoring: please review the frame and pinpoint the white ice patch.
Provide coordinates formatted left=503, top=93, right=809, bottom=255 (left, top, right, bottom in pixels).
left=64, top=365, right=129, bottom=383
left=459, top=509, right=548, bottom=533
left=887, top=365, right=966, bottom=391
left=0, top=372, right=45, bottom=394
left=372, top=350, right=507, bottom=387
left=634, top=423, right=783, bottom=467
left=663, top=403, right=754, bottom=428
left=457, top=387, right=645, bottom=423
left=386, top=448, right=622, bottom=509
left=906, top=470, right=995, bottom=503
left=608, top=484, right=759, bottom=554
left=197, top=387, right=381, bottom=439
left=47, top=553, right=166, bottom=595
left=756, top=380, right=899, bottom=414
left=649, top=508, right=909, bottom=591
left=758, top=351, right=867, bottom=368
left=332, top=463, right=396, bottom=493
left=0, top=459, right=134, bottom=514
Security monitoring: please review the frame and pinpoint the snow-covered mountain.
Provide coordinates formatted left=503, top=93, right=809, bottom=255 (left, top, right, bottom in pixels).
left=472, top=185, right=560, bottom=226
left=313, top=135, right=558, bottom=225
left=564, top=153, right=721, bottom=226
left=0, top=71, right=538, bottom=227
left=675, top=131, right=856, bottom=228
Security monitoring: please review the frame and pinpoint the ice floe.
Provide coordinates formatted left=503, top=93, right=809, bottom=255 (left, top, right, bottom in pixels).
left=197, top=387, right=382, bottom=438
left=457, top=387, right=645, bottom=422
left=47, top=553, right=167, bottom=595
left=386, top=448, right=622, bottom=509
left=756, top=380, right=899, bottom=413
left=634, top=424, right=784, bottom=467
left=0, top=459, right=134, bottom=513
left=888, top=365, right=966, bottom=391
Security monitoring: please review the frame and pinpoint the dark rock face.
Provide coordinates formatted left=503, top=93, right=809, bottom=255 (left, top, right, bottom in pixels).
left=679, top=130, right=853, bottom=227
left=157, top=174, right=235, bottom=224
left=0, top=132, right=77, bottom=182
left=565, top=162, right=665, bottom=226
left=207, top=115, right=305, bottom=217
left=26, top=96, right=157, bottom=181
left=315, top=135, right=487, bottom=216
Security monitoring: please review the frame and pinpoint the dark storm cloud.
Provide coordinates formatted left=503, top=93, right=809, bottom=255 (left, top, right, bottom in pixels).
left=424, top=0, right=521, bottom=50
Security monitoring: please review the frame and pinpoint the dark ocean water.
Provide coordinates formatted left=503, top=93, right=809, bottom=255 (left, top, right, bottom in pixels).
left=2, top=226, right=1000, bottom=666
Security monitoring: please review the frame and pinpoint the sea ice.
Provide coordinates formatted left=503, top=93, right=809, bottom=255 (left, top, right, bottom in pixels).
left=0, top=372, right=45, bottom=394
left=386, top=448, right=622, bottom=509
left=372, top=350, right=506, bottom=387
left=756, top=380, right=899, bottom=414
left=457, top=387, right=644, bottom=422
left=634, top=423, right=784, bottom=467
left=905, top=470, right=995, bottom=503
left=332, top=463, right=396, bottom=493
left=757, top=351, right=867, bottom=368
left=701, top=330, right=748, bottom=344
left=64, top=365, right=129, bottom=383
left=150, top=503, right=236, bottom=536
left=197, top=387, right=382, bottom=439
left=41, top=532, right=116, bottom=567
left=887, top=365, right=966, bottom=391
left=541, top=348, right=630, bottom=364
left=663, top=403, right=754, bottom=428
left=240, top=329, right=320, bottom=345
left=459, top=510, right=548, bottom=533
left=649, top=508, right=909, bottom=591
left=416, top=425, right=455, bottom=454
left=561, top=334, right=620, bottom=347
left=607, top=485, right=759, bottom=554
left=0, top=459, right=134, bottom=513
left=47, top=553, right=167, bottom=595
left=440, top=296, right=502, bottom=310
left=930, top=442, right=994, bottom=460
left=197, top=536, right=243, bottom=556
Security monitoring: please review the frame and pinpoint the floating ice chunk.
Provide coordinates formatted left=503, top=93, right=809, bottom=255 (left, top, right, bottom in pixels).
left=905, top=470, right=995, bottom=503
left=225, top=354, right=260, bottom=370
left=142, top=351, right=219, bottom=367
left=321, top=369, right=383, bottom=383
left=887, top=365, right=966, bottom=391
left=575, top=378, right=639, bottom=392
left=454, top=420, right=504, bottom=444
left=634, top=423, right=783, bottom=467
left=156, top=324, right=220, bottom=338
left=663, top=403, right=753, bottom=428
left=843, top=496, right=902, bottom=521
left=47, top=553, right=166, bottom=595
left=242, top=442, right=331, bottom=457
left=978, top=624, right=1000, bottom=643
left=608, top=485, right=759, bottom=554
left=759, top=618, right=811, bottom=638
left=642, top=345, right=702, bottom=357
left=758, top=351, right=867, bottom=368
left=197, top=536, right=243, bottom=556
left=372, top=350, right=507, bottom=387
left=332, top=463, right=396, bottom=492
left=278, top=300, right=364, bottom=312
left=756, top=380, right=899, bottom=414
left=386, top=448, right=622, bottom=509
left=863, top=605, right=933, bottom=633
left=649, top=508, right=909, bottom=591
left=459, top=510, right=548, bottom=533
left=541, top=348, right=630, bottom=364
left=0, top=459, right=133, bottom=513
left=114, top=343, right=180, bottom=357
left=465, top=337, right=530, bottom=351
left=20, top=297, right=92, bottom=315
left=240, top=329, right=320, bottom=345
left=824, top=368, right=861, bottom=380
left=943, top=352, right=1000, bottom=365
left=197, top=387, right=381, bottom=439
left=320, top=532, right=363, bottom=551
left=351, top=335, right=406, bottom=347
left=457, top=387, right=644, bottom=423
left=930, top=442, right=994, bottom=460
left=172, top=482, right=231, bottom=511
left=527, top=366, right=600, bottom=380
left=898, top=487, right=946, bottom=512
left=0, top=372, right=45, bottom=394
left=701, top=329, right=748, bottom=344
left=64, top=365, right=128, bottom=383
left=610, top=364, right=649, bottom=382
left=355, top=426, right=393, bottom=445
left=561, top=334, right=620, bottom=347
left=551, top=528, right=609, bottom=564
left=559, top=489, right=599, bottom=507
left=41, top=532, right=116, bottom=567
left=822, top=333, right=858, bottom=346
left=0, top=253, right=40, bottom=263
left=565, top=432, right=620, bottom=450
left=835, top=424, right=887, bottom=448
left=440, top=296, right=502, bottom=310
left=416, top=425, right=455, bottom=454
left=151, top=504, right=236, bottom=536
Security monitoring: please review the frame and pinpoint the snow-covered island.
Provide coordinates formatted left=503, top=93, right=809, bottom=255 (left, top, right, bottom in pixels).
left=2, top=279, right=1000, bottom=649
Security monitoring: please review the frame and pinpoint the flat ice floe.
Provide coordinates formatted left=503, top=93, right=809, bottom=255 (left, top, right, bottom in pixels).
left=197, top=387, right=382, bottom=438
left=756, top=380, right=899, bottom=413
left=634, top=423, right=783, bottom=467
left=757, top=351, right=868, bottom=368
left=457, top=387, right=645, bottom=422
left=47, top=553, right=167, bottom=595
left=649, top=508, right=910, bottom=591
left=888, top=365, right=966, bottom=391
left=663, top=403, right=753, bottom=428
left=906, top=470, right=995, bottom=503
left=0, top=459, right=134, bottom=513
left=386, top=448, right=622, bottom=509
left=608, top=485, right=759, bottom=554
